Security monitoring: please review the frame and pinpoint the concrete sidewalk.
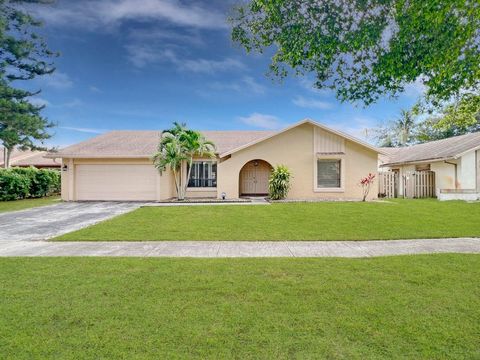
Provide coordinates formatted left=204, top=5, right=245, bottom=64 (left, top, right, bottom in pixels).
left=0, top=238, right=479, bottom=257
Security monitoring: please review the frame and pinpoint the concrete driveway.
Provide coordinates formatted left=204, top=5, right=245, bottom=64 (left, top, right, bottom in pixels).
left=0, top=202, right=141, bottom=241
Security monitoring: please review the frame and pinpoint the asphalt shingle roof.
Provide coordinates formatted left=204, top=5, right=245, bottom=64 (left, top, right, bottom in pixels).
left=49, top=130, right=276, bottom=158
left=0, top=147, right=60, bottom=167
left=380, top=132, right=480, bottom=166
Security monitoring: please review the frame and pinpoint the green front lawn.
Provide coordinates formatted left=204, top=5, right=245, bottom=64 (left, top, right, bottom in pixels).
left=0, top=195, right=61, bottom=213
left=55, top=199, right=480, bottom=241
left=1, top=255, right=478, bottom=358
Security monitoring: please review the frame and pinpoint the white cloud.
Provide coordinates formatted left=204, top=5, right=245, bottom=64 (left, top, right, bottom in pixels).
left=298, top=77, right=332, bottom=95
left=241, top=76, right=266, bottom=95
left=238, top=113, right=283, bottom=130
left=29, top=97, right=50, bottom=107
left=181, top=58, right=245, bottom=74
left=128, top=28, right=204, bottom=47
left=42, top=71, right=73, bottom=89
left=404, top=77, right=427, bottom=98
left=61, top=99, right=83, bottom=108
left=31, top=0, right=227, bottom=30
left=329, top=116, right=377, bottom=142
left=89, top=86, right=102, bottom=93
left=60, top=127, right=107, bottom=134
left=292, top=96, right=333, bottom=110
left=207, top=76, right=266, bottom=95
left=125, top=45, right=245, bottom=73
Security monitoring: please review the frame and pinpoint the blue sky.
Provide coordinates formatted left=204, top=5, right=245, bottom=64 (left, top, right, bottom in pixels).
left=25, top=0, right=424, bottom=148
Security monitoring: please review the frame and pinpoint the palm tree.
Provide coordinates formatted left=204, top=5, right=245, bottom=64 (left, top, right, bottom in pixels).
left=180, top=129, right=215, bottom=197
left=152, top=136, right=186, bottom=199
left=152, top=123, right=215, bottom=200
left=372, top=109, right=417, bottom=147
left=395, top=109, right=416, bottom=146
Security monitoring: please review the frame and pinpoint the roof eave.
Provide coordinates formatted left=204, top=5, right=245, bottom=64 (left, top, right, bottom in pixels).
left=380, top=156, right=455, bottom=167
left=45, top=154, right=153, bottom=159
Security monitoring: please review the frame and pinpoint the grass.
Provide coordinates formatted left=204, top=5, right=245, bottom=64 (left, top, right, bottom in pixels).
left=55, top=199, right=480, bottom=241
left=0, top=255, right=478, bottom=359
left=0, top=195, right=61, bottom=213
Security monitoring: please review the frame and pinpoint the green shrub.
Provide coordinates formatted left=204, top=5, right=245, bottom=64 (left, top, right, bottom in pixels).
left=0, top=167, right=60, bottom=201
left=0, top=170, right=31, bottom=201
left=31, top=169, right=60, bottom=197
left=268, top=165, right=292, bottom=200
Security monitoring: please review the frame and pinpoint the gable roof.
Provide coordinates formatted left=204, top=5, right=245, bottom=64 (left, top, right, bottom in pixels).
left=380, top=131, right=480, bottom=166
left=47, top=130, right=276, bottom=159
left=47, top=119, right=381, bottom=159
left=218, top=119, right=382, bottom=157
left=0, top=147, right=60, bottom=167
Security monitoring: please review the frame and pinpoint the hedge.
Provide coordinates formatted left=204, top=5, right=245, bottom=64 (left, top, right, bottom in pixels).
left=0, top=167, right=60, bottom=201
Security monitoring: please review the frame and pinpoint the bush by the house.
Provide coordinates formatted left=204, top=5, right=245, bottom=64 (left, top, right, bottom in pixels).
left=268, top=165, right=292, bottom=200
left=0, top=167, right=60, bottom=201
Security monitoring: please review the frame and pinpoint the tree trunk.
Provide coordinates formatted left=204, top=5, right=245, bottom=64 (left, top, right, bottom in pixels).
left=176, top=164, right=185, bottom=200
left=172, top=169, right=181, bottom=200
left=182, top=158, right=194, bottom=201
left=4, top=147, right=12, bottom=169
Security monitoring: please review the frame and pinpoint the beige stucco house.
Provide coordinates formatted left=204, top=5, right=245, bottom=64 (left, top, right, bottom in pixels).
left=47, top=119, right=381, bottom=201
left=379, top=132, right=480, bottom=200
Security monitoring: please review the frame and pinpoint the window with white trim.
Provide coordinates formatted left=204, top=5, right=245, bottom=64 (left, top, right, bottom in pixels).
left=317, top=159, right=341, bottom=188
left=188, top=161, right=217, bottom=188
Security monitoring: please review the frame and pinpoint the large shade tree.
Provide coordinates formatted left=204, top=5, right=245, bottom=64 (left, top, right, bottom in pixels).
left=230, top=0, right=480, bottom=106
left=153, top=123, right=216, bottom=200
left=0, top=0, right=57, bottom=167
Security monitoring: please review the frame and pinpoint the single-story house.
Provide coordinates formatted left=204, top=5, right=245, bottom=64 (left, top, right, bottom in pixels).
left=1, top=147, right=61, bottom=169
left=47, top=119, right=381, bottom=202
left=379, top=132, right=480, bottom=200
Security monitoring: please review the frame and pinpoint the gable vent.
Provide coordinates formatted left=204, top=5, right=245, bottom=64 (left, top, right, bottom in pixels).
left=315, top=127, right=345, bottom=154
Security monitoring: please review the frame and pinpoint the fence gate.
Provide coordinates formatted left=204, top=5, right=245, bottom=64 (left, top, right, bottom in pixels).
left=378, top=171, right=398, bottom=198
left=403, top=171, right=436, bottom=198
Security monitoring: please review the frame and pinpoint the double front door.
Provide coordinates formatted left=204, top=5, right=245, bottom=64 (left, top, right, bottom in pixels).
left=240, top=160, right=271, bottom=195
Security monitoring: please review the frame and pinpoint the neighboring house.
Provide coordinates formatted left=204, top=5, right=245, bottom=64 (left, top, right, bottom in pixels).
left=47, top=119, right=381, bottom=201
left=0, top=147, right=61, bottom=169
left=379, top=132, right=480, bottom=200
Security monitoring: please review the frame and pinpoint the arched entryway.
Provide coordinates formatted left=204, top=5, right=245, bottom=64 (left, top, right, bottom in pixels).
left=239, top=159, right=273, bottom=196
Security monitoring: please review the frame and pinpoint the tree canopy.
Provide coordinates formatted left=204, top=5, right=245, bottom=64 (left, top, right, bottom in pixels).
left=372, top=94, right=480, bottom=146
left=230, top=0, right=480, bottom=105
left=0, top=0, right=57, bottom=167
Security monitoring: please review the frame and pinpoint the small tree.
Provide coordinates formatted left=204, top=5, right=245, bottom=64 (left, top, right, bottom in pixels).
left=268, top=165, right=291, bottom=200
left=0, top=86, right=55, bottom=168
left=359, top=173, right=376, bottom=202
left=153, top=123, right=215, bottom=200
left=0, top=0, right=58, bottom=167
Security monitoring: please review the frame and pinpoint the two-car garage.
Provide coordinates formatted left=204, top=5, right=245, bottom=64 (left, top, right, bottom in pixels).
left=74, top=164, right=159, bottom=201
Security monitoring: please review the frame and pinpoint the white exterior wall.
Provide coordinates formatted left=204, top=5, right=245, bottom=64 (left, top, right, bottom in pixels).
left=430, top=161, right=457, bottom=196
left=458, top=151, right=477, bottom=189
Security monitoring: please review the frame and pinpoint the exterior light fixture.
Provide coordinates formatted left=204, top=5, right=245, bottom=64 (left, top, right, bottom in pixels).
left=221, top=192, right=226, bottom=200
left=62, top=164, right=68, bottom=171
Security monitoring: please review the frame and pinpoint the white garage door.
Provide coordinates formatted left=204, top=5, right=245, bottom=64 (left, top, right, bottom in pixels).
left=75, top=164, right=158, bottom=201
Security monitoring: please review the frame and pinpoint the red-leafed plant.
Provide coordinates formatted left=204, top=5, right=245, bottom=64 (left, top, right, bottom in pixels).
left=359, top=173, right=376, bottom=202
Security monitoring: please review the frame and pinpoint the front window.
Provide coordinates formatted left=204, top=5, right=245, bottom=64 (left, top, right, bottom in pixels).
left=188, top=161, right=217, bottom=188
left=317, top=159, right=341, bottom=188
